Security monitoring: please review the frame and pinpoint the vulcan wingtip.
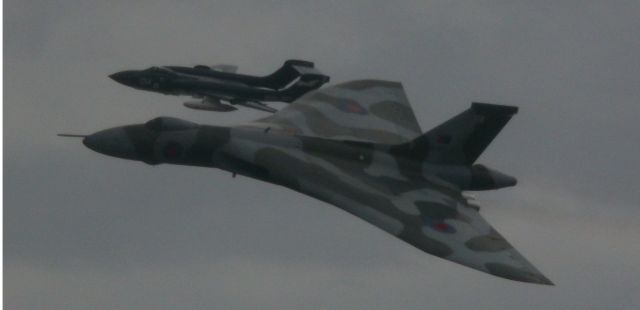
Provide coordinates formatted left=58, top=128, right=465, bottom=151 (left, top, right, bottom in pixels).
left=536, top=275, right=555, bottom=286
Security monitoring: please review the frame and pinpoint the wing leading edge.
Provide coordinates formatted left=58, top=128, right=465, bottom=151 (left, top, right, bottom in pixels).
left=251, top=147, right=551, bottom=285
left=250, top=80, right=423, bottom=144
left=305, top=178, right=552, bottom=285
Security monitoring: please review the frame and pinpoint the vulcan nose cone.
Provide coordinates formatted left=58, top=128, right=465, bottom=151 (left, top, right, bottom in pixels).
left=83, top=128, right=138, bottom=160
left=109, top=71, right=137, bottom=86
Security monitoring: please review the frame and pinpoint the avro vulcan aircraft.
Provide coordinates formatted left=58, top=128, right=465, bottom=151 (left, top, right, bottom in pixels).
left=110, top=59, right=329, bottom=113
left=62, top=80, right=552, bottom=285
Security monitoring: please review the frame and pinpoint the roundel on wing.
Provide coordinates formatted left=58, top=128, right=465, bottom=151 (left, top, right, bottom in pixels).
left=337, top=101, right=368, bottom=115
left=424, top=218, right=457, bottom=234
left=163, top=142, right=183, bottom=159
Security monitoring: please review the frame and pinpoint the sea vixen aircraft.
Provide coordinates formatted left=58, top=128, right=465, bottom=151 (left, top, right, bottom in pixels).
left=109, top=60, right=329, bottom=113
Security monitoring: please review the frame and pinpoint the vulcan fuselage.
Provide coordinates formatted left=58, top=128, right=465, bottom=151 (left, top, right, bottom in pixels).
left=82, top=117, right=517, bottom=193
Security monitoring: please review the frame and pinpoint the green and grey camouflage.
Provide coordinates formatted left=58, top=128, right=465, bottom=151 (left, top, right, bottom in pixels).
left=79, top=80, right=552, bottom=285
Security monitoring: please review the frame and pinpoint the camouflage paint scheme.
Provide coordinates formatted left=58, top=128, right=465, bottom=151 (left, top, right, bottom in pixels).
left=81, top=80, right=552, bottom=285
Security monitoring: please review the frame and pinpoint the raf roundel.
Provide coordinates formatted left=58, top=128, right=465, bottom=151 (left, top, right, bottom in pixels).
left=163, top=142, right=183, bottom=159
left=424, top=218, right=457, bottom=234
left=337, top=101, right=368, bottom=115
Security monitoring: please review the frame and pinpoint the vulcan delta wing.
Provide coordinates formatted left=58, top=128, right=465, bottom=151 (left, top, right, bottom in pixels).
left=69, top=79, right=551, bottom=285
left=241, top=80, right=552, bottom=284
left=249, top=80, right=422, bottom=143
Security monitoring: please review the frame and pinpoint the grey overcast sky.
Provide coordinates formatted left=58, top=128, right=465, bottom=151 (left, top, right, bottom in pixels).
left=5, top=1, right=640, bottom=309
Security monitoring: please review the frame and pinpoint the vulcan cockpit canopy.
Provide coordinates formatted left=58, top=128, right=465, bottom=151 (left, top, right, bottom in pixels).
left=145, top=117, right=198, bottom=131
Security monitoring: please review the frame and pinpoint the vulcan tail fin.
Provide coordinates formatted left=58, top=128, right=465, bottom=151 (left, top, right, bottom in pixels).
left=396, top=103, right=518, bottom=165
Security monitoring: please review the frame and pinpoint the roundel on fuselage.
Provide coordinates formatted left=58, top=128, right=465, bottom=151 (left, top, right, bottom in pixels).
left=163, top=141, right=183, bottom=160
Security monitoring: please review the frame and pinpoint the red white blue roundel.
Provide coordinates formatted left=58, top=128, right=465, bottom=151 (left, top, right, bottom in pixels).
left=163, top=142, right=183, bottom=159
left=424, top=218, right=456, bottom=233
left=336, top=101, right=368, bottom=115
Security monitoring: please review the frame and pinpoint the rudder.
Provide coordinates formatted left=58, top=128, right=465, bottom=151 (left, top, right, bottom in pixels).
left=400, top=103, right=518, bottom=165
